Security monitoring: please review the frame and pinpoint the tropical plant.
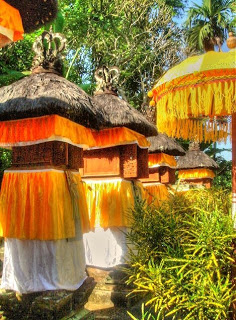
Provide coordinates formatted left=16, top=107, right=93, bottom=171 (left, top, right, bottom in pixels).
left=185, top=0, right=236, bottom=51
left=213, top=156, right=232, bottom=190
left=0, top=148, right=12, bottom=185
left=126, top=189, right=235, bottom=320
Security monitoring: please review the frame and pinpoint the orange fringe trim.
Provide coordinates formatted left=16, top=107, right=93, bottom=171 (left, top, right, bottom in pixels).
left=178, top=168, right=215, bottom=180
left=148, top=153, right=177, bottom=168
left=0, top=115, right=149, bottom=149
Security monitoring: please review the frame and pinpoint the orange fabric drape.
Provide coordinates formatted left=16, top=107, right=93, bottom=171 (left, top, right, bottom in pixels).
left=148, top=153, right=177, bottom=168
left=143, top=183, right=169, bottom=207
left=90, top=127, right=150, bottom=149
left=178, top=168, right=215, bottom=180
left=0, top=0, right=24, bottom=42
left=83, top=179, right=143, bottom=229
left=0, top=115, right=149, bottom=149
left=0, top=115, right=94, bottom=148
left=0, top=170, right=89, bottom=240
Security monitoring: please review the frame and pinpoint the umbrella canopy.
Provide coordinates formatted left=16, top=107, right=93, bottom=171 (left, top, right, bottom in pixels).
left=148, top=34, right=236, bottom=142
left=93, top=66, right=158, bottom=137
left=0, top=0, right=58, bottom=48
left=148, top=134, right=185, bottom=156
left=0, top=31, right=107, bottom=130
left=177, top=142, right=218, bottom=170
left=5, top=0, right=58, bottom=33
left=0, top=0, right=24, bottom=47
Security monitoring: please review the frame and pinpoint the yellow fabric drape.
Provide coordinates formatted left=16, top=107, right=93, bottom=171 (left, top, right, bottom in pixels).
left=0, top=170, right=89, bottom=240
left=0, top=115, right=149, bottom=149
left=157, top=117, right=230, bottom=143
left=83, top=179, right=139, bottom=229
left=148, top=153, right=177, bottom=168
left=0, top=0, right=24, bottom=43
left=143, top=183, right=169, bottom=207
left=178, top=168, right=215, bottom=180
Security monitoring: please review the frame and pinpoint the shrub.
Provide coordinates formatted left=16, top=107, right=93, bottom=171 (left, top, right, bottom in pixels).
left=126, top=188, right=235, bottom=320
left=0, top=148, right=12, bottom=185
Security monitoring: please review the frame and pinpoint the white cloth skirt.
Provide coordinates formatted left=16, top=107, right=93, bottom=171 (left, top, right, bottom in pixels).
left=1, top=219, right=87, bottom=293
left=83, top=227, right=128, bottom=268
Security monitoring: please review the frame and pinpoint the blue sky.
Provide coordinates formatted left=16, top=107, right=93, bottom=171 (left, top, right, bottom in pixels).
left=177, top=0, right=232, bottom=160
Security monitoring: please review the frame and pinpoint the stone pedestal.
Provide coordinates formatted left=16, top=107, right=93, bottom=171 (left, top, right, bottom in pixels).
left=85, top=266, right=136, bottom=311
left=0, top=278, right=95, bottom=320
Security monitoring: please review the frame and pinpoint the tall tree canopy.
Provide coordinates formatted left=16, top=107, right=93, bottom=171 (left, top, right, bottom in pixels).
left=0, top=0, right=186, bottom=108
left=185, top=0, right=236, bottom=51
left=61, top=0, right=186, bottom=107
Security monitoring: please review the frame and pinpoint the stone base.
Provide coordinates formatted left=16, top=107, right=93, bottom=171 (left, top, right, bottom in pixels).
left=85, top=266, right=137, bottom=312
left=0, top=266, right=138, bottom=319
left=0, top=277, right=95, bottom=320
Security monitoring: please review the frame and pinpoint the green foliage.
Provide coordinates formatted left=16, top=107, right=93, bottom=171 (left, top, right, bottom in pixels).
left=126, top=189, right=235, bottom=320
left=213, top=157, right=232, bottom=190
left=60, top=0, right=185, bottom=106
left=0, top=0, right=186, bottom=106
left=185, top=0, right=235, bottom=51
left=0, top=148, right=12, bottom=183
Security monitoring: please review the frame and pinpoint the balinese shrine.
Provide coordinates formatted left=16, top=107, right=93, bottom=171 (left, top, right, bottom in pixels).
left=0, top=34, right=158, bottom=317
left=177, top=142, right=218, bottom=189
left=81, top=66, right=157, bottom=310
left=141, top=133, right=185, bottom=206
left=0, top=31, right=113, bottom=317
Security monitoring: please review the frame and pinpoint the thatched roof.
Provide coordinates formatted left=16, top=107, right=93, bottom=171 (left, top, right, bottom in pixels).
left=93, top=93, right=158, bottom=137
left=177, top=143, right=218, bottom=169
left=5, top=0, right=58, bottom=33
left=148, top=133, right=185, bottom=156
left=92, top=66, right=157, bottom=137
left=0, top=72, right=107, bottom=130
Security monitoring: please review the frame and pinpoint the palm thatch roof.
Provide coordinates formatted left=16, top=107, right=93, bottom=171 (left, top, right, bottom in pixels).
left=148, top=134, right=185, bottom=156
left=177, top=142, right=218, bottom=170
left=92, top=66, right=157, bottom=137
left=5, top=0, right=58, bottom=33
left=93, top=93, right=158, bottom=137
left=0, top=72, right=107, bottom=130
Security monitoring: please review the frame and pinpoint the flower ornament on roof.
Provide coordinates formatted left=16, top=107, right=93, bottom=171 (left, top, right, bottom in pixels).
left=95, top=66, right=120, bottom=94
left=32, top=29, right=66, bottom=75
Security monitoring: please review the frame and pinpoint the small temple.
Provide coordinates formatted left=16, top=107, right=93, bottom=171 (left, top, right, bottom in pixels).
left=81, top=66, right=157, bottom=310
left=141, top=133, right=185, bottom=205
left=177, top=141, right=218, bottom=189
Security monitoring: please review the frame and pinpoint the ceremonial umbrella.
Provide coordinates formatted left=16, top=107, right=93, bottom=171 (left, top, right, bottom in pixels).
left=148, top=32, right=236, bottom=222
left=0, top=0, right=58, bottom=47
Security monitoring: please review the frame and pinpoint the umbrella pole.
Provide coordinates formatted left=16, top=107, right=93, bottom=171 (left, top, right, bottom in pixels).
left=232, top=112, right=236, bottom=319
left=233, top=113, right=236, bottom=226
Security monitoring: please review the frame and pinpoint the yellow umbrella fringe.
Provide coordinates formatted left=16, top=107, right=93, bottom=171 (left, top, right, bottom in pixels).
left=157, top=117, right=230, bottom=143
left=155, top=80, right=235, bottom=119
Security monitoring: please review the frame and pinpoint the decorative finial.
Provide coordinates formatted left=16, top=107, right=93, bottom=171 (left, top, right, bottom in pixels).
left=94, top=66, right=120, bottom=95
left=227, top=32, right=236, bottom=50
left=189, top=141, right=200, bottom=151
left=32, top=30, right=66, bottom=75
